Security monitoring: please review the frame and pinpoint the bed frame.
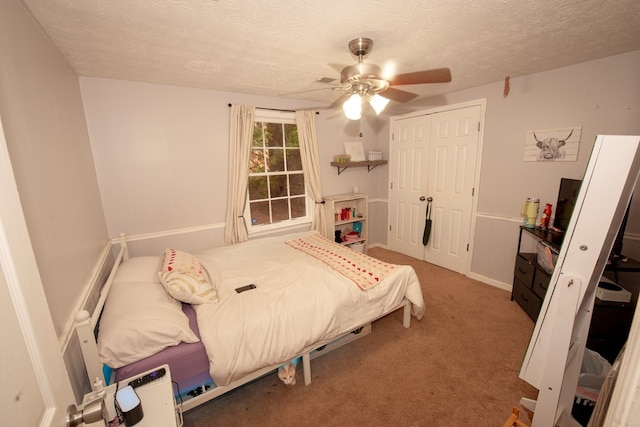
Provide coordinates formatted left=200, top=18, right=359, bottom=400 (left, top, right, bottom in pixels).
left=75, top=234, right=412, bottom=412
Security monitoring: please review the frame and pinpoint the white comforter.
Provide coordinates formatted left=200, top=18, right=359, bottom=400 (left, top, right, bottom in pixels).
left=194, top=231, right=425, bottom=386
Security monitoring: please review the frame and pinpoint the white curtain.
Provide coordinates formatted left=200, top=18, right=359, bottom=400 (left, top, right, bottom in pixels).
left=224, top=104, right=255, bottom=244
left=296, top=110, right=327, bottom=236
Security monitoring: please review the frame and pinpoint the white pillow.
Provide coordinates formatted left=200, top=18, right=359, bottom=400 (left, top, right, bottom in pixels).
left=97, top=258, right=200, bottom=368
left=158, top=270, right=219, bottom=304
left=109, top=256, right=162, bottom=283
left=161, top=248, right=205, bottom=277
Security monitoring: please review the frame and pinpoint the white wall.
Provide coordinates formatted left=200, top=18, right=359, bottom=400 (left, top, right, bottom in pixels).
left=442, top=50, right=640, bottom=216
left=406, top=51, right=640, bottom=285
left=0, top=0, right=109, bottom=337
left=80, top=77, right=391, bottom=246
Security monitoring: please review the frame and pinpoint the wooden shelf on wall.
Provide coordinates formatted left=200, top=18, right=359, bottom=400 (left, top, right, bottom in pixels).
left=330, top=160, right=387, bottom=175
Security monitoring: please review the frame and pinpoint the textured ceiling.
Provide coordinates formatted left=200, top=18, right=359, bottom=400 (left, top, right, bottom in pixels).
left=23, top=0, right=640, bottom=111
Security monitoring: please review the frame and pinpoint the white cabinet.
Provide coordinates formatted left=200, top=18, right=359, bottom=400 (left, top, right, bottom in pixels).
left=323, top=193, right=368, bottom=252
left=82, top=364, right=181, bottom=427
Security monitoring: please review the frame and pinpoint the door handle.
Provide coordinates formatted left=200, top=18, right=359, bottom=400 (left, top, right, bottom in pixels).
left=420, top=196, right=426, bottom=201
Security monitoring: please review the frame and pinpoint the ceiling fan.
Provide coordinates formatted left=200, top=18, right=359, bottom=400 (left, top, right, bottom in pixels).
left=321, top=37, right=452, bottom=119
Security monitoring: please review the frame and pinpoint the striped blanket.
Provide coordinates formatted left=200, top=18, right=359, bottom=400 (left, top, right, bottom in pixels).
left=285, top=233, right=395, bottom=291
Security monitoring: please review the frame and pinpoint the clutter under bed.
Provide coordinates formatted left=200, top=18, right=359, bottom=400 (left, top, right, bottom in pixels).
left=77, top=231, right=425, bottom=411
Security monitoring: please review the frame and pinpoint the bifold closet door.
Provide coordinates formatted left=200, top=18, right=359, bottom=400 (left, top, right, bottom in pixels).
left=388, top=114, right=430, bottom=260
left=423, top=105, right=481, bottom=274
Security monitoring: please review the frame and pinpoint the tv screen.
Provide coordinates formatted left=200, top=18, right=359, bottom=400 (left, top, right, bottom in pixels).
left=553, top=178, right=582, bottom=232
left=611, top=200, right=630, bottom=258
left=553, top=177, right=630, bottom=259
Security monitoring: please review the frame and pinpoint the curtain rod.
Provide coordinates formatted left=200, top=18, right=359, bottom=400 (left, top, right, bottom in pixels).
left=227, top=103, right=319, bottom=114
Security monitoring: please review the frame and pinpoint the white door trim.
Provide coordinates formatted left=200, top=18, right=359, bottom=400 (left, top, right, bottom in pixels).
left=0, top=113, right=75, bottom=424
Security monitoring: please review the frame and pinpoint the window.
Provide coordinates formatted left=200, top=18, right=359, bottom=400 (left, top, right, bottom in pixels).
left=246, top=110, right=309, bottom=230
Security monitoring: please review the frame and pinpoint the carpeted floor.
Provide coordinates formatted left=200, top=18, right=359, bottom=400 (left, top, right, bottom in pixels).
left=182, top=247, right=538, bottom=426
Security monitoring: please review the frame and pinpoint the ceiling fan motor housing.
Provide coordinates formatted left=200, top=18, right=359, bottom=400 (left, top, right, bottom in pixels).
left=342, top=38, right=389, bottom=96
left=340, top=63, right=390, bottom=94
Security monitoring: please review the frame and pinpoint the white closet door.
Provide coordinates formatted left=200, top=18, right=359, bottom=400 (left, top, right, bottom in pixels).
left=389, top=102, right=482, bottom=274
left=423, top=105, right=481, bottom=274
left=388, top=114, right=430, bottom=260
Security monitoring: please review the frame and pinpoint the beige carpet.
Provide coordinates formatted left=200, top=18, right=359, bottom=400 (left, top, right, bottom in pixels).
left=182, top=248, right=538, bottom=426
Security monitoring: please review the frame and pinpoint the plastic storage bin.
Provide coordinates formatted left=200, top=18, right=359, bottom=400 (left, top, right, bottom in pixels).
left=368, top=150, right=382, bottom=161
left=348, top=241, right=365, bottom=253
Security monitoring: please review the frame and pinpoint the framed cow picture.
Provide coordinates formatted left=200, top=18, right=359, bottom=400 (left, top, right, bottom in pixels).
left=524, top=126, right=582, bottom=162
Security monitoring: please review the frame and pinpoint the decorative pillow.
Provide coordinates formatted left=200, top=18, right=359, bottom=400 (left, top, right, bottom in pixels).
left=161, top=248, right=205, bottom=277
left=97, top=258, right=200, bottom=368
left=158, top=270, right=219, bottom=304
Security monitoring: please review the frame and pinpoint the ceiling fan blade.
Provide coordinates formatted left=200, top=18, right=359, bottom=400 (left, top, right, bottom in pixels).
left=317, top=76, right=337, bottom=84
left=390, top=68, right=452, bottom=86
left=327, top=93, right=349, bottom=110
left=381, top=87, right=419, bottom=103
left=279, top=86, right=336, bottom=97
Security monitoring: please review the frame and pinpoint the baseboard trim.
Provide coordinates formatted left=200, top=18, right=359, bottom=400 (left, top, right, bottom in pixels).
left=467, top=272, right=512, bottom=292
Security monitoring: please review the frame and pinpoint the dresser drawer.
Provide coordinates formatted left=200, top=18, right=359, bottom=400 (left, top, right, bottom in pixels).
left=532, top=268, right=551, bottom=299
left=514, top=254, right=536, bottom=287
left=513, top=278, right=542, bottom=321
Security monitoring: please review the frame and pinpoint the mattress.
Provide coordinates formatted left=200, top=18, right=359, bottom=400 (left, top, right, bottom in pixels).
left=114, top=303, right=212, bottom=392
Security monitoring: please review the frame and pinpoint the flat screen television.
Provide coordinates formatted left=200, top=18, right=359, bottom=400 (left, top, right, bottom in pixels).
left=553, top=177, right=630, bottom=259
left=553, top=178, right=582, bottom=233
left=612, top=201, right=630, bottom=259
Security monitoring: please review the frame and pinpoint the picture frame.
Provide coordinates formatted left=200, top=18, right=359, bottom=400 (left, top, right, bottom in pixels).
left=344, top=141, right=365, bottom=162
left=524, top=126, right=582, bottom=162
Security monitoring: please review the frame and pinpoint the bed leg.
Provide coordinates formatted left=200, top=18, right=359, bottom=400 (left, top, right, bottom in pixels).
left=403, top=299, right=411, bottom=328
left=302, top=352, right=311, bottom=385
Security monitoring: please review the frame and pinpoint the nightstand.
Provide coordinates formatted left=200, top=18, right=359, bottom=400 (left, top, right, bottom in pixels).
left=82, top=364, right=181, bottom=427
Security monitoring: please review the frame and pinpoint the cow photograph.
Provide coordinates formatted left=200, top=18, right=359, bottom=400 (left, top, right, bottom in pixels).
left=524, top=126, right=582, bottom=162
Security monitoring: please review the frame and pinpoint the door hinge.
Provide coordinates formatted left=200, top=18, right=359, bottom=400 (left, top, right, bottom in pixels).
left=477, top=122, right=480, bottom=132
left=472, top=187, right=475, bottom=196
left=389, top=225, right=392, bottom=232
left=390, top=182, right=393, bottom=190
left=466, top=243, right=470, bottom=252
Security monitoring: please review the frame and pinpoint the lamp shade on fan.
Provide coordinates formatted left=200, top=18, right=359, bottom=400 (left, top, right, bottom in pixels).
left=343, top=94, right=362, bottom=120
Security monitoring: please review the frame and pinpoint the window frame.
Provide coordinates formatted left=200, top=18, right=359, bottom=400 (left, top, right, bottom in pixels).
left=243, top=109, right=312, bottom=235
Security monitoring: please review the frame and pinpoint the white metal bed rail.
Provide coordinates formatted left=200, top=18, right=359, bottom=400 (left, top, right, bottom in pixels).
left=75, top=234, right=129, bottom=388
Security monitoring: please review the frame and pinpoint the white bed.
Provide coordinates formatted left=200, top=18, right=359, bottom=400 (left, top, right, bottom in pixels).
left=76, top=231, right=425, bottom=411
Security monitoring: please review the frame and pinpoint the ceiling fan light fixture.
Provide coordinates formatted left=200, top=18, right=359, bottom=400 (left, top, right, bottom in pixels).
left=368, top=94, right=390, bottom=115
left=343, top=94, right=362, bottom=120
left=329, top=38, right=451, bottom=119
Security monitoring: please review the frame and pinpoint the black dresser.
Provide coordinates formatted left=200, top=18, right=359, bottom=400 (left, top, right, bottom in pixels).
left=512, top=226, right=639, bottom=363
